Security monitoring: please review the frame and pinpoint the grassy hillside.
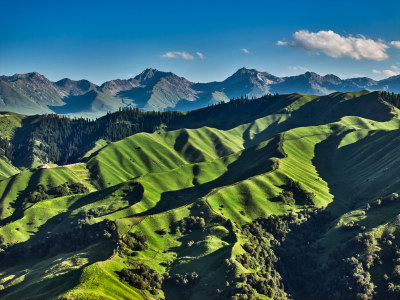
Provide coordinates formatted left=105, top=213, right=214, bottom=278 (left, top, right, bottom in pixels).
left=1, top=91, right=400, bottom=299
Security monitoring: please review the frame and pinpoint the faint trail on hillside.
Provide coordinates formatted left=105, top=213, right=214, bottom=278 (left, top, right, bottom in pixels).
left=278, top=133, right=287, bottom=157
left=106, top=215, right=149, bottom=299
left=108, top=216, right=147, bottom=260
left=57, top=162, right=85, bottom=168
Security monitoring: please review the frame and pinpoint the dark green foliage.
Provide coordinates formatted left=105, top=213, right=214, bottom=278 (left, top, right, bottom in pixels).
left=366, top=193, right=400, bottom=211
left=168, top=272, right=199, bottom=288
left=70, top=182, right=89, bottom=194
left=55, top=183, right=71, bottom=196
left=155, top=228, right=167, bottom=235
left=86, top=208, right=101, bottom=218
left=126, top=182, right=144, bottom=205
left=233, top=216, right=292, bottom=299
left=386, top=248, right=400, bottom=298
left=0, top=134, right=14, bottom=161
left=27, top=191, right=48, bottom=203
left=287, top=179, right=315, bottom=205
left=380, top=91, right=400, bottom=109
left=175, top=216, right=206, bottom=233
left=332, top=257, right=375, bottom=299
left=13, top=109, right=183, bottom=165
left=122, top=231, right=148, bottom=251
left=23, top=182, right=90, bottom=206
left=11, top=94, right=282, bottom=166
left=223, top=208, right=330, bottom=299
left=278, top=191, right=295, bottom=206
left=131, top=231, right=146, bottom=243
left=0, top=219, right=117, bottom=266
left=23, top=184, right=49, bottom=204
left=120, top=264, right=163, bottom=291
left=37, top=184, right=46, bottom=193
left=275, top=207, right=377, bottom=299
left=277, top=179, right=315, bottom=206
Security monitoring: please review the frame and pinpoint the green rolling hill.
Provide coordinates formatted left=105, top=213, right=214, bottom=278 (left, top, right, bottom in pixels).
left=1, top=91, right=400, bottom=299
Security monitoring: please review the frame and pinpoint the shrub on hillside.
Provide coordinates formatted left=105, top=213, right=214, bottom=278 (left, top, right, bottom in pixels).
left=55, top=183, right=71, bottom=196
left=278, top=191, right=295, bottom=206
left=70, top=182, right=89, bottom=194
left=123, top=231, right=148, bottom=251
left=276, top=179, right=315, bottom=206
left=0, top=219, right=117, bottom=266
left=175, top=216, right=206, bottom=233
left=120, top=264, right=163, bottom=291
left=169, top=272, right=199, bottom=288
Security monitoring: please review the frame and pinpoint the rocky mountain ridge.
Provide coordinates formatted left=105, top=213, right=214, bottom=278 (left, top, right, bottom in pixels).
left=0, top=68, right=399, bottom=117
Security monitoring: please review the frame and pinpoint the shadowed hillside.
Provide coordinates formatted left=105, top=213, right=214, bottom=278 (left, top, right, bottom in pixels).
left=1, top=91, right=400, bottom=299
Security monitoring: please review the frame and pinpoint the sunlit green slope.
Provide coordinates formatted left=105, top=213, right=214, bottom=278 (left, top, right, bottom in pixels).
left=1, top=91, right=400, bottom=299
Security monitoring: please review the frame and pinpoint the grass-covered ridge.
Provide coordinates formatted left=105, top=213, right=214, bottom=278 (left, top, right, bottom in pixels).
left=1, top=91, right=400, bottom=299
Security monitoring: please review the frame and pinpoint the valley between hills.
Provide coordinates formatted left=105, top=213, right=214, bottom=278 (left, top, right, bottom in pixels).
left=1, top=91, right=400, bottom=299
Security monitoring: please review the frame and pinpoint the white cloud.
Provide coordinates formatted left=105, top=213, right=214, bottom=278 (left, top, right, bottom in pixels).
left=373, top=68, right=400, bottom=78
left=390, top=41, right=400, bottom=49
left=288, top=65, right=310, bottom=72
left=277, top=41, right=287, bottom=46
left=241, top=48, right=250, bottom=54
left=278, top=30, right=390, bottom=61
left=196, top=52, right=204, bottom=59
left=160, top=51, right=194, bottom=60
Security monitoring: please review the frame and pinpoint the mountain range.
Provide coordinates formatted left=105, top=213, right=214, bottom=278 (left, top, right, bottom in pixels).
left=0, top=68, right=399, bottom=117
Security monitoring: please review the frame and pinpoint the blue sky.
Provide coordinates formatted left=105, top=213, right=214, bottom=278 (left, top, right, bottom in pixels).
left=1, top=0, right=400, bottom=84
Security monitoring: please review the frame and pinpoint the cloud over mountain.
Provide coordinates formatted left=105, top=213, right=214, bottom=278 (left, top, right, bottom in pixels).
left=278, top=30, right=390, bottom=61
left=160, top=51, right=194, bottom=60
left=390, top=41, right=400, bottom=49
left=196, top=52, right=204, bottom=59
left=373, top=65, right=400, bottom=78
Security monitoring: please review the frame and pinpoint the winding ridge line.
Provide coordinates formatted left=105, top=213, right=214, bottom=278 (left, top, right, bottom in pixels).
left=203, top=132, right=333, bottom=213
left=202, top=134, right=286, bottom=216
left=121, top=133, right=332, bottom=223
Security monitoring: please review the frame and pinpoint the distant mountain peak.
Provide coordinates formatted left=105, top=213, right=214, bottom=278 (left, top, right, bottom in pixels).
left=135, top=68, right=162, bottom=81
left=54, top=78, right=97, bottom=97
left=303, top=71, right=319, bottom=78
left=26, top=71, right=42, bottom=78
left=238, top=67, right=250, bottom=72
left=3, top=71, right=48, bottom=82
left=133, top=68, right=183, bottom=87
left=234, top=67, right=258, bottom=75
left=1, top=68, right=400, bottom=117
